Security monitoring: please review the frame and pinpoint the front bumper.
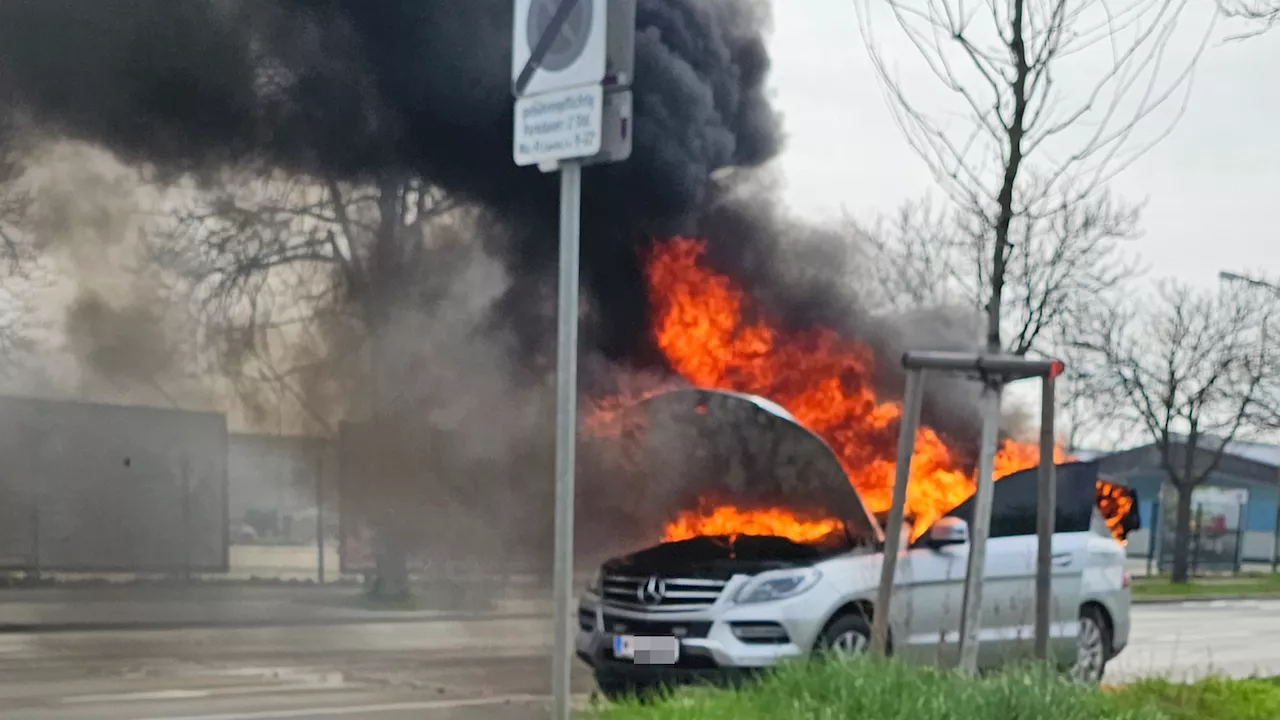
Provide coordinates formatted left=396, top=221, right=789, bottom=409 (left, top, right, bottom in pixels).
left=575, top=595, right=821, bottom=689
left=578, top=636, right=758, bottom=691
left=576, top=623, right=804, bottom=670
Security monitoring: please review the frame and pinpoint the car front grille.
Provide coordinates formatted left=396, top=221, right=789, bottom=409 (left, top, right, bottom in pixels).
left=601, top=573, right=727, bottom=612
left=600, top=612, right=713, bottom=639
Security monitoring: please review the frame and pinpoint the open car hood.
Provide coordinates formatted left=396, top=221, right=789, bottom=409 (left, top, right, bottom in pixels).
left=611, top=387, right=884, bottom=546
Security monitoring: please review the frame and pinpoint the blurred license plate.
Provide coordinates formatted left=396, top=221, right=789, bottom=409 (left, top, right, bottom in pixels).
left=612, top=635, right=679, bottom=665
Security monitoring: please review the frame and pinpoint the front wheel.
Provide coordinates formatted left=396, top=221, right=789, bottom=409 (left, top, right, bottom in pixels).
left=817, top=614, right=875, bottom=658
left=1070, top=607, right=1111, bottom=684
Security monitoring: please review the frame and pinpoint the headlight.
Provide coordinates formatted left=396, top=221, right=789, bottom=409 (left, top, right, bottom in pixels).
left=587, top=568, right=603, bottom=595
left=734, top=567, right=822, bottom=604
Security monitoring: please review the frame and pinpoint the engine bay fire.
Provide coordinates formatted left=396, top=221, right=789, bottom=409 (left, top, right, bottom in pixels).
left=587, top=237, right=1137, bottom=545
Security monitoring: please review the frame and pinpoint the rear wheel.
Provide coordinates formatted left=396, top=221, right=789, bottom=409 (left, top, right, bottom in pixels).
left=1070, top=606, right=1111, bottom=684
left=817, top=613, right=876, bottom=658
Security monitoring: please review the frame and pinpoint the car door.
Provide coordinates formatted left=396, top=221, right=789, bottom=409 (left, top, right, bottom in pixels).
left=939, top=462, right=1098, bottom=670
left=972, top=533, right=1075, bottom=668
left=900, top=540, right=967, bottom=667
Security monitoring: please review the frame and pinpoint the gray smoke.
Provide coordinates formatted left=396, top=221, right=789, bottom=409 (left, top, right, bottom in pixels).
left=0, top=0, right=1001, bottom=575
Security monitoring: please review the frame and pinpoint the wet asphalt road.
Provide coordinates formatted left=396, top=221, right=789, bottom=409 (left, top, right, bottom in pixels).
left=2, top=599, right=1279, bottom=719
left=0, top=618, right=591, bottom=720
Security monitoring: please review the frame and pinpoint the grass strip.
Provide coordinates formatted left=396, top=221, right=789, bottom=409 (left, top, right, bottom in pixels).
left=591, top=657, right=1280, bottom=720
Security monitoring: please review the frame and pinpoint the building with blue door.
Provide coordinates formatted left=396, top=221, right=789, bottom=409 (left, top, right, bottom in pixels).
left=1084, top=438, right=1280, bottom=564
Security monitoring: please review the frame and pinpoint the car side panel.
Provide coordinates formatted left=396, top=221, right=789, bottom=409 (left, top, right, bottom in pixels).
left=899, top=545, right=965, bottom=667
left=1081, top=533, right=1132, bottom=659
left=949, top=533, right=1088, bottom=670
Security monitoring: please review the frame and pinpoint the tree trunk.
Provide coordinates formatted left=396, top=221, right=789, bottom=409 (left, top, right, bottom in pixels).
left=365, top=318, right=412, bottom=601
left=986, top=0, right=1029, bottom=354
left=364, top=177, right=413, bottom=602
left=1170, top=485, right=1194, bottom=584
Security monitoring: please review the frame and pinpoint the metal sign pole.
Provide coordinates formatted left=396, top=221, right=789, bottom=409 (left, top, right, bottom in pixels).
left=550, top=159, right=582, bottom=720
left=958, top=380, right=1001, bottom=675
left=1034, top=374, right=1057, bottom=660
left=871, top=368, right=927, bottom=656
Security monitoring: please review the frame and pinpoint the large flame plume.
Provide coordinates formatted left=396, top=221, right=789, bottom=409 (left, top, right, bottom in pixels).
left=588, top=237, right=1128, bottom=544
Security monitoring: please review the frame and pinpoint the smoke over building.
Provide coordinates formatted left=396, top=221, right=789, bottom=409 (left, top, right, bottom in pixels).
left=0, top=1, right=997, bottom=574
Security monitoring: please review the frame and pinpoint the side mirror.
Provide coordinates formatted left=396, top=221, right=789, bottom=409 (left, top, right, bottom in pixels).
left=927, top=517, right=969, bottom=548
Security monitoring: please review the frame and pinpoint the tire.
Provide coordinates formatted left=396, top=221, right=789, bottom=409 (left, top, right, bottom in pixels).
left=1070, top=606, right=1111, bottom=685
left=816, top=612, right=877, bottom=658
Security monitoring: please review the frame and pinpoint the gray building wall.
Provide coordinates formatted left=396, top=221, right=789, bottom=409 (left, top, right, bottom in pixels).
left=1098, top=443, right=1280, bottom=564
left=0, top=396, right=228, bottom=572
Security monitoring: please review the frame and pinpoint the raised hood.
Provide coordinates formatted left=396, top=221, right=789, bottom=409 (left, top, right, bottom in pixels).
left=617, top=387, right=883, bottom=546
left=603, top=533, right=848, bottom=579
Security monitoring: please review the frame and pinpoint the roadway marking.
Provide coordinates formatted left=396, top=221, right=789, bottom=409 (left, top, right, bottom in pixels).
left=131, top=694, right=569, bottom=720
left=65, top=690, right=214, bottom=704
left=63, top=684, right=354, bottom=705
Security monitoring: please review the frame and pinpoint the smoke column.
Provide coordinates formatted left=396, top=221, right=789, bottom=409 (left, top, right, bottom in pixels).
left=0, top=0, right=784, bottom=354
left=0, top=0, right=990, bottom=562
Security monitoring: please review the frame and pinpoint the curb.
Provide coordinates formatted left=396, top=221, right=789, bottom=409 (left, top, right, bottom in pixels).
left=1132, top=593, right=1280, bottom=605
left=0, top=611, right=548, bottom=635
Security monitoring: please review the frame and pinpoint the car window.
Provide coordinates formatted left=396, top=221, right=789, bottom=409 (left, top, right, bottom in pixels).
left=944, top=461, right=1100, bottom=539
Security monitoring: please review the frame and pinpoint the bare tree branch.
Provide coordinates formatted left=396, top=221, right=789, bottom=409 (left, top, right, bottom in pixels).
left=152, top=167, right=461, bottom=438
left=854, top=183, right=1143, bottom=357
left=1218, top=0, right=1280, bottom=37
left=855, top=0, right=1209, bottom=353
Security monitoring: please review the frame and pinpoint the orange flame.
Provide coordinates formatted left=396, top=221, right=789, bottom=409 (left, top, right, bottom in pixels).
left=1096, top=479, right=1135, bottom=543
left=662, top=504, right=843, bottom=544
left=595, top=237, right=1129, bottom=544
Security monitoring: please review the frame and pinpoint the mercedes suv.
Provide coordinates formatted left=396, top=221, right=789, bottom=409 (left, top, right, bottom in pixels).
left=575, top=391, right=1135, bottom=698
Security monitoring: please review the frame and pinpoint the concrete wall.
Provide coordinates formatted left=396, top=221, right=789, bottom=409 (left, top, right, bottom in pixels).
left=0, top=396, right=228, bottom=572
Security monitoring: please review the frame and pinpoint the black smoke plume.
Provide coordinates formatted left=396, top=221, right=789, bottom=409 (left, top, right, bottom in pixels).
left=0, top=0, right=786, bottom=358
left=0, top=0, right=985, bottom=479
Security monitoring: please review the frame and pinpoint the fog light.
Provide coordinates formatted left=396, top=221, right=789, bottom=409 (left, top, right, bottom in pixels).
left=730, top=621, right=790, bottom=644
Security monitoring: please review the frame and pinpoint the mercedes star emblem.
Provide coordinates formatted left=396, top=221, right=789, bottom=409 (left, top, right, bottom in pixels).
left=637, top=576, right=666, bottom=606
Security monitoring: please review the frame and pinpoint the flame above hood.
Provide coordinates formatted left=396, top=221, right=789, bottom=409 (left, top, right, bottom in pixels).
left=619, top=387, right=884, bottom=545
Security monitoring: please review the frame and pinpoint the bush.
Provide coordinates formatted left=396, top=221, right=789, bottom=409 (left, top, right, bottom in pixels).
left=591, top=658, right=1280, bottom=720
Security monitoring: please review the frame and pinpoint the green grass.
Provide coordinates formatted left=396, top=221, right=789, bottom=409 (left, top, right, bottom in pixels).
left=588, top=658, right=1280, bottom=720
left=1113, top=677, right=1280, bottom=720
left=1131, top=572, right=1280, bottom=599
left=592, top=659, right=1160, bottom=720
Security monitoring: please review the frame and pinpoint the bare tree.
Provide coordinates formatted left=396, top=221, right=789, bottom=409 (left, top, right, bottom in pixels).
left=855, top=0, right=1210, bottom=355
left=1218, top=1, right=1279, bottom=34
left=158, top=168, right=465, bottom=600
left=0, top=124, right=42, bottom=364
left=1221, top=274, right=1280, bottom=432
left=1075, top=280, right=1273, bottom=582
left=857, top=184, right=1142, bottom=356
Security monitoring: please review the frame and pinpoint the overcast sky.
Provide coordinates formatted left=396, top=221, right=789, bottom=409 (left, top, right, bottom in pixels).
left=765, top=1, right=1280, bottom=289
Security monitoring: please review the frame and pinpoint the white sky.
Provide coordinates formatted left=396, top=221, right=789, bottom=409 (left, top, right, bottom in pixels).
left=765, top=1, right=1280, bottom=288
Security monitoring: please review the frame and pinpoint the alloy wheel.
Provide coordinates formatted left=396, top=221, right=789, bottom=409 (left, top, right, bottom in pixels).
left=1071, top=615, right=1106, bottom=684
left=831, top=630, right=869, bottom=656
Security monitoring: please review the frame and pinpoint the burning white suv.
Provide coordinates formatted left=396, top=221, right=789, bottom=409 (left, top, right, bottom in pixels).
left=575, top=390, right=1135, bottom=698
